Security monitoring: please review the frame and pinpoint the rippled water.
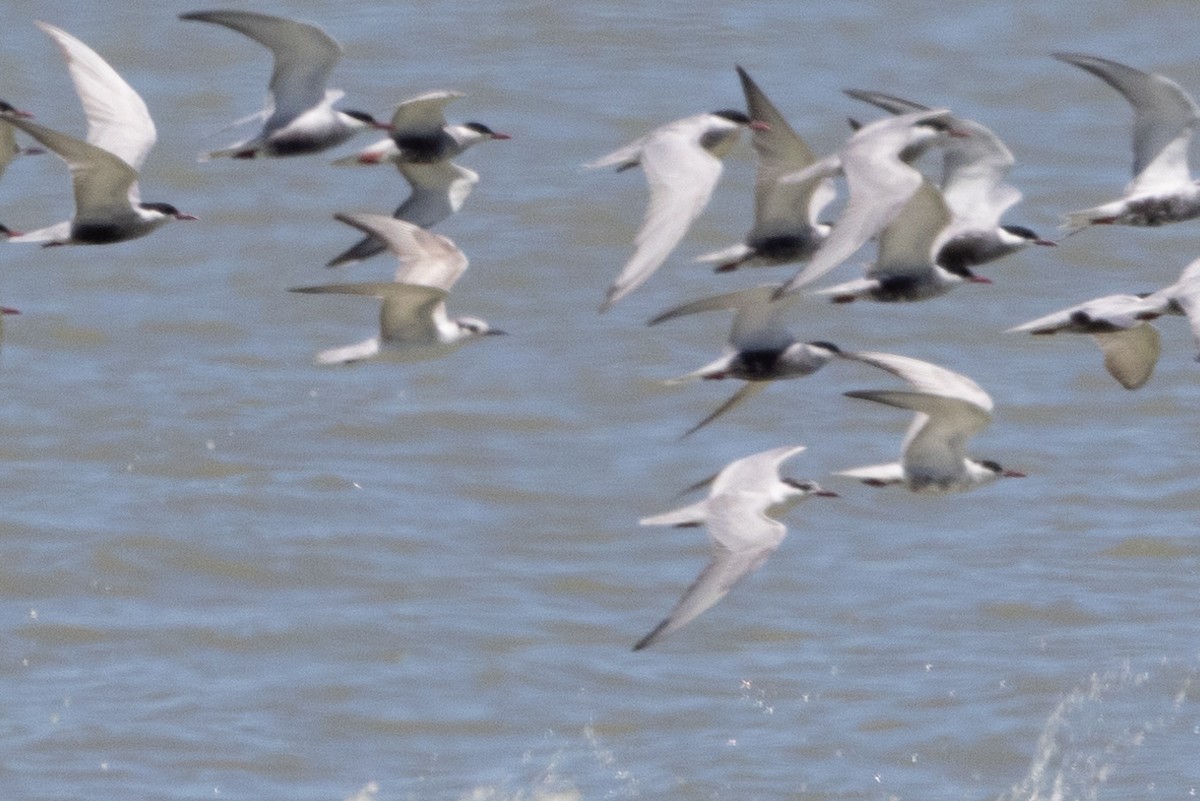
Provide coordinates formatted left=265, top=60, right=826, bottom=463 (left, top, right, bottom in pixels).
left=2, top=1, right=1199, bottom=799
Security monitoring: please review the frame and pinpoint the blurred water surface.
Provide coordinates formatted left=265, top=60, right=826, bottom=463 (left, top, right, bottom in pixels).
left=1, top=1, right=1199, bottom=799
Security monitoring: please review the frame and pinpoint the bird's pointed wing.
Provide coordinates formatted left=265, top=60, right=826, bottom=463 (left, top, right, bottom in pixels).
left=0, top=121, right=18, bottom=178
left=639, top=499, right=710, bottom=527
left=736, top=66, right=830, bottom=237
left=939, top=120, right=1019, bottom=228
left=846, top=390, right=988, bottom=484
left=842, top=88, right=931, bottom=116
left=314, top=336, right=381, bottom=365
left=289, top=281, right=447, bottom=343
left=872, top=178, right=952, bottom=275
left=648, top=284, right=793, bottom=350
left=633, top=492, right=785, bottom=650
left=843, top=89, right=1018, bottom=228
left=1054, top=52, right=1199, bottom=192
left=394, top=161, right=478, bottom=227
left=1007, top=295, right=1146, bottom=334
left=379, top=286, right=450, bottom=342
left=602, top=122, right=725, bottom=310
left=389, top=89, right=463, bottom=134
left=324, top=164, right=478, bottom=268
left=841, top=350, right=993, bottom=412
left=1161, top=257, right=1200, bottom=358
left=775, top=112, right=950, bottom=296
left=36, top=21, right=156, bottom=174
left=181, top=10, right=342, bottom=129
left=1092, top=324, right=1161, bottom=389
left=1, top=113, right=137, bottom=214
left=834, top=461, right=906, bottom=485
left=711, top=445, right=808, bottom=495
left=333, top=212, right=468, bottom=289
left=681, top=382, right=769, bottom=438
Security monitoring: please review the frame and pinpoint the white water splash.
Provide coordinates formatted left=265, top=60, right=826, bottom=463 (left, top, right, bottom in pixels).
left=999, top=660, right=1198, bottom=801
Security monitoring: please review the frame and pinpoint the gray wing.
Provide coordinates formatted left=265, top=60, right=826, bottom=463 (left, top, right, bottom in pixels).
left=289, top=281, right=447, bottom=343
left=871, top=178, right=952, bottom=276
left=681, top=382, right=769, bottom=438
left=333, top=213, right=468, bottom=289
left=1, top=114, right=137, bottom=215
left=325, top=163, right=478, bottom=268
left=0, top=121, right=15, bottom=179
left=1093, top=325, right=1161, bottom=389
left=1053, top=52, right=1199, bottom=192
left=181, top=10, right=342, bottom=129
left=394, top=162, right=478, bottom=228
left=842, top=88, right=930, bottom=116
left=845, top=390, right=990, bottom=483
left=737, top=67, right=831, bottom=237
left=648, top=284, right=794, bottom=351
left=633, top=492, right=786, bottom=650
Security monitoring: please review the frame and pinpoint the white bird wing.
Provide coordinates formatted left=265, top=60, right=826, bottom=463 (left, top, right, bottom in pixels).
left=1007, top=295, right=1147, bottom=334
left=1158, top=257, right=1200, bottom=357
left=842, top=89, right=1018, bottom=229
left=389, top=89, right=463, bottom=135
left=181, top=10, right=342, bottom=130
left=1053, top=52, right=1199, bottom=194
left=871, top=178, right=952, bottom=276
left=711, top=445, right=808, bottom=496
left=633, top=491, right=786, bottom=650
left=601, top=119, right=725, bottom=310
left=1, top=113, right=137, bottom=216
left=841, top=350, right=993, bottom=412
left=1092, top=325, right=1161, bottom=389
left=584, top=132, right=649, bottom=171
left=939, top=119, right=1020, bottom=229
left=639, top=499, right=710, bottom=528
left=775, top=110, right=951, bottom=297
left=36, top=21, right=156, bottom=178
left=333, top=212, right=468, bottom=289
left=835, top=462, right=906, bottom=485
left=289, top=281, right=447, bottom=343
left=736, top=66, right=831, bottom=238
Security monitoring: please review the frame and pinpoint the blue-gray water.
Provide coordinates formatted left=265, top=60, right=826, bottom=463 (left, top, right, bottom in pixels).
left=1, top=2, right=1199, bottom=799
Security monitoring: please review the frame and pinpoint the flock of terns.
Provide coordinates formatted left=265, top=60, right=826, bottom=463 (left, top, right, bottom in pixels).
left=1, top=10, right=1199, bottom=648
